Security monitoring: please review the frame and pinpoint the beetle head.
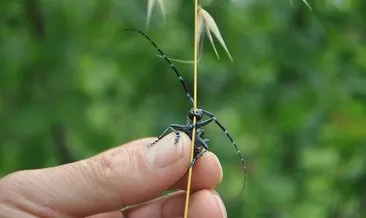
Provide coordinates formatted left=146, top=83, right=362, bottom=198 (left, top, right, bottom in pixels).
left=188, top=108, right=203, bottom=121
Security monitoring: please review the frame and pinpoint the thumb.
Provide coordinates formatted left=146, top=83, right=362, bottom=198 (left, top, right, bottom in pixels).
left=0, top=132, right=192, bottom=217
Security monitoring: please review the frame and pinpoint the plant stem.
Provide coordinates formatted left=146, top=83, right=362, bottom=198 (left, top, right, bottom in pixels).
left=183, top=0, right=199, bottom=217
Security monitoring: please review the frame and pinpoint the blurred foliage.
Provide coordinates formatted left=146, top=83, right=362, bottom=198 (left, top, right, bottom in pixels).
left=1, top=0, right=366, bottom=217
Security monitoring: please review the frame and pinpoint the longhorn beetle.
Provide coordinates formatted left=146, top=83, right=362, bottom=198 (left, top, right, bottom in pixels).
left=122, top=28, right=247, bottom=192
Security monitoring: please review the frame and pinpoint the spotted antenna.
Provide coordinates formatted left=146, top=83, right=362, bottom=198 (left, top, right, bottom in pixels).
left=122, top=28, right=194, bottom=106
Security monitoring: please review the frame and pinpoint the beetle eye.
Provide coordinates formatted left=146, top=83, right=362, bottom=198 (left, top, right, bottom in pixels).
left=188, top=112, right=202, bottom=121
left=196, top=114, right=202, bottom=121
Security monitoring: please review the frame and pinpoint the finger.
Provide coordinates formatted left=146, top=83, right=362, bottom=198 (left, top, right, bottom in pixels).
left=170, top=151, right=223, bottom=191
left=0, top=133, right=194, bottom=217
left=87, top=152, right=223, bottom=218
left=88, top=152, right=223, bottom=218
left=87, top=211, right=123, bottom=218
left=121, top=190, right=227, bottom=218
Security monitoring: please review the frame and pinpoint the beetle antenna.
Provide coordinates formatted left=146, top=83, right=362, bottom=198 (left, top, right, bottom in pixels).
left=122, top=28, right=194, bottom=106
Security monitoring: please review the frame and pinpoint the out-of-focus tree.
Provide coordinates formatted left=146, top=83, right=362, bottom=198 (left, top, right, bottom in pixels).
left=1, top=0, right=366, bottom=217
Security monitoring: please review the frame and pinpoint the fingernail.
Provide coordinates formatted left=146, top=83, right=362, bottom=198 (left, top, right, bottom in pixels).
left=212, top=190, right=227, bottom=218
left=147, top=133, right=184, bottom=168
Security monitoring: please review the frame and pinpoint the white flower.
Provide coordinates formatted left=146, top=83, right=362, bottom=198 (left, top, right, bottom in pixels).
left=197, top=6, right=233, bottom=61
left=289, top=0, right=312, bottom=10
left=147, top=4, right=233, bottom=63
left=146, top=0, right=166, bottom=29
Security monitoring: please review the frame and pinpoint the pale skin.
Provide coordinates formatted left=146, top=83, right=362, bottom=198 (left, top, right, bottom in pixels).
left=0, top=132, right=227, bottom=218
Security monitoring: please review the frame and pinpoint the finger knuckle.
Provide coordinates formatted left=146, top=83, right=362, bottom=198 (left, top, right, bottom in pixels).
left=90, top=147, right=143, bottom=187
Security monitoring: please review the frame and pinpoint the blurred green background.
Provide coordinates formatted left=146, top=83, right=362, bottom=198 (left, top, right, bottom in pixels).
left=1, top=0, right=366, bottom=217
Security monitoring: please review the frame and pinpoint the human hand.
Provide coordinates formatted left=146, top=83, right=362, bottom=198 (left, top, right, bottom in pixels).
left=0, top=132, right=226, bottom=218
